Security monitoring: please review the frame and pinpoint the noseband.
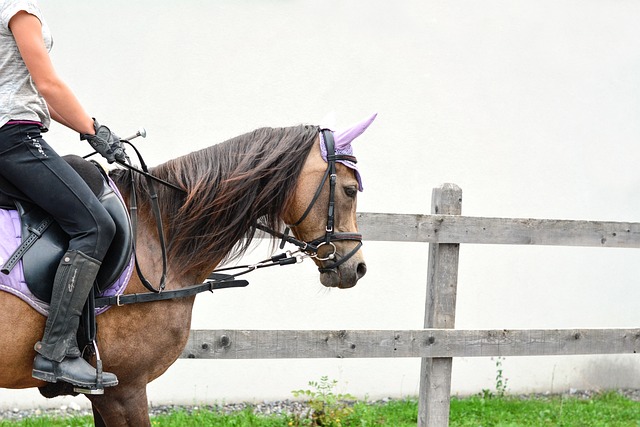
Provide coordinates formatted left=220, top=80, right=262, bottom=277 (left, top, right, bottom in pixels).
left=257, top=129, right=363, bottom=273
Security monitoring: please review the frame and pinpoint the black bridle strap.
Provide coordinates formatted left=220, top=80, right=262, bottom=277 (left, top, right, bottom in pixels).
left=324, top=131, right=337, bottom=243
left=318, top=130, right=363, bottom=249
left=308, top=232, right=363, bottom=245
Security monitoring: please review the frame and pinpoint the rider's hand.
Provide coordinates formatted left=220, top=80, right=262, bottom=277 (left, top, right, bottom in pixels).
left=80, top=119, right=126, bottom=164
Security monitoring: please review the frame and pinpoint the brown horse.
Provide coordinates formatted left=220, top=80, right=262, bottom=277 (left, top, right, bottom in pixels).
left=0, top=119, right=372, bottom=426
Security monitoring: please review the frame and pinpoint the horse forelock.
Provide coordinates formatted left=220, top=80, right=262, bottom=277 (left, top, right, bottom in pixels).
left=113, top=125, right=319, bottom=277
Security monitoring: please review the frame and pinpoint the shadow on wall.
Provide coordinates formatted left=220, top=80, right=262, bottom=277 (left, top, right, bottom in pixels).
left=578, top=355, right=640, bottom=391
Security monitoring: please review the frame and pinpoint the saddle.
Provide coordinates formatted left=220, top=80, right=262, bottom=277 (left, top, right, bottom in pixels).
left=0, top=155, right=133, bottom=303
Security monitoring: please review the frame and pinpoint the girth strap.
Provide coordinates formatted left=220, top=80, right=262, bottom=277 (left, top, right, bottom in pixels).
left=1, top=214, right=53, bottom=275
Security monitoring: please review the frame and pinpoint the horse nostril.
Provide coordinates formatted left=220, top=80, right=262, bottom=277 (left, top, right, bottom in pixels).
left=356, top=262, right=367, bottom=279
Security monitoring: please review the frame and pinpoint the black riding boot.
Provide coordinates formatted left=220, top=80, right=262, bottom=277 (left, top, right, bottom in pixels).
left=32, top=250, right=118, bottom=390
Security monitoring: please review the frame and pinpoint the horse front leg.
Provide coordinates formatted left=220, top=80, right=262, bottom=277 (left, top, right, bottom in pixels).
left=88, top=382, right=151, bottom=427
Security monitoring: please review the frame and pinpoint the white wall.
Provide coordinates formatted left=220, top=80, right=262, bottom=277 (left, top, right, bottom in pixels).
left=3, top=0, right=640, bottom=409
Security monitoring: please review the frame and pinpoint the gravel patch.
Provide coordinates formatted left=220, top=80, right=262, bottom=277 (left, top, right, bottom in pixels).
left=0, top=399, right=313, bottom=422
left=2, top=390, right=640, bottom=421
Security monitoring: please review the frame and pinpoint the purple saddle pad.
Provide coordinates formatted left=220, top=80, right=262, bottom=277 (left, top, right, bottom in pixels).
left=0, top=179, right=134, bottom=316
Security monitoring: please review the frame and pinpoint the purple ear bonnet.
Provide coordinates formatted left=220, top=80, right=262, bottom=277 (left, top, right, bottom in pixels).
left=319, top=113, right=377, bottom=191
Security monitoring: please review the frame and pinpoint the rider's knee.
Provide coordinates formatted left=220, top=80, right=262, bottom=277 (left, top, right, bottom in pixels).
left=95, top=211, right=116, bottom=245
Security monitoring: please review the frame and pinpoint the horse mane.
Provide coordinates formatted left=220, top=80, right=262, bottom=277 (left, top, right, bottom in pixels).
left=111, top=125, right=319, bottom=275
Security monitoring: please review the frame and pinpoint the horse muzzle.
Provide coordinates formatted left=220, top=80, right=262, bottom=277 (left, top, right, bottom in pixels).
left=316, top=241, right=367, bottom=289
left=319, top=259, right=367, bottom=289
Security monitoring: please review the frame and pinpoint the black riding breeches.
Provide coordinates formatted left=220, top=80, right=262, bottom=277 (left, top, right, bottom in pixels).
left=0, top=123, right=115, bottom=261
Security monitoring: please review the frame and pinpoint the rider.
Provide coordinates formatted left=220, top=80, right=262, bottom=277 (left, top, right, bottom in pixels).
left=0, top=0, right=124, bottom=391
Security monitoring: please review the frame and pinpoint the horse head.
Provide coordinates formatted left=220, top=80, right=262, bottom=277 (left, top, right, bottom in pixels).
left=283, top=114, right=376, bottom=289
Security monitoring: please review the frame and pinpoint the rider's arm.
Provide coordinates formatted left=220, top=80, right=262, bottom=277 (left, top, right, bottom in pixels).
left=47, top=103, right=74, bottom=129
left=9, top=11, right=94, bottom=135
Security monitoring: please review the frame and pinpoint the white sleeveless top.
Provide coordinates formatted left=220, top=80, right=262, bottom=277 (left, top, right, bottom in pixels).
left=0, top=0, right=52, bottom=129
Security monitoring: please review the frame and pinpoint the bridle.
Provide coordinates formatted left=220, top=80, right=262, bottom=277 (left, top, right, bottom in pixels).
left=106, top=127, right=363, bottom=297
left=96, top=128, right=364, bottom=307
left=256, top=129, right=363, bottom=273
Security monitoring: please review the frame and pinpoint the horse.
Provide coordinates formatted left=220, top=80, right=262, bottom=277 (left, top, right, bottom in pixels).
left=0, top=115, right=374, bottom=426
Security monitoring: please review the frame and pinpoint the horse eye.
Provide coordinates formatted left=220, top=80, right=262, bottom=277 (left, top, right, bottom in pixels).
left=344, top=185, right=357, bottom=198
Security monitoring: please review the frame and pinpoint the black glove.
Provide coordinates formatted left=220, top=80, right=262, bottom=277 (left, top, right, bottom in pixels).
left=81, top=119, right=126, bottom=164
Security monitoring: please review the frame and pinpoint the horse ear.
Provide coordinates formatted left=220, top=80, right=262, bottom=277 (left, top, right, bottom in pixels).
left=333, top=113, right=377, bottom=150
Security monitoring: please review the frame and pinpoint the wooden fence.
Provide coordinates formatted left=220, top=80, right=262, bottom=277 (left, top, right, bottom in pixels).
left=179, top=183, right=640, bottom=426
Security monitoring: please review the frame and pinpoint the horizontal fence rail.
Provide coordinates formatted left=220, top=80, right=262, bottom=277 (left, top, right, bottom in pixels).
left=181, top=328, right=640, bottom=360
left=356, top=212, right=640, bottom=247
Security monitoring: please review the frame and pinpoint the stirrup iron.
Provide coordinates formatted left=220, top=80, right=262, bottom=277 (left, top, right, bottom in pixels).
left=73, top=340, right=105, bottom=395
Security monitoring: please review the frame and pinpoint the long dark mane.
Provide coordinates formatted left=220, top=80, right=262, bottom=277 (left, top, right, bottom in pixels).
left=111, top=125, right=319, bottom=275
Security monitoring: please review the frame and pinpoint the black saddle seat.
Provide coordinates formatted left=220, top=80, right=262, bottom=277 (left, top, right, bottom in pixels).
left=0, top=155, right=132, bottom=302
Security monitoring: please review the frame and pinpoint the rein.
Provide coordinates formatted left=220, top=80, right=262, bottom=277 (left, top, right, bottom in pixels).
left=120, top=141, right=177, bottom=294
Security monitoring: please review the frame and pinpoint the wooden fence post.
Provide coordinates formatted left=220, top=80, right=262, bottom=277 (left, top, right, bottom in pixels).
left=418, top=183, right=462, bottom=427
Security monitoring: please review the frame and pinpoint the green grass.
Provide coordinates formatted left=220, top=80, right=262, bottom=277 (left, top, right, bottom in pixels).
left=2, top=392, right=640, bottom=426
left=451, top=391, right=640, bottom=426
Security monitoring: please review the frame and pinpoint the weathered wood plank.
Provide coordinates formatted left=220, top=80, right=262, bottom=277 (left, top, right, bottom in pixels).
left=180, top=329, right=640, bottom=359
left=420, top=184, right=462, bottom=427
left=356, top=212, right=640, bottom=247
